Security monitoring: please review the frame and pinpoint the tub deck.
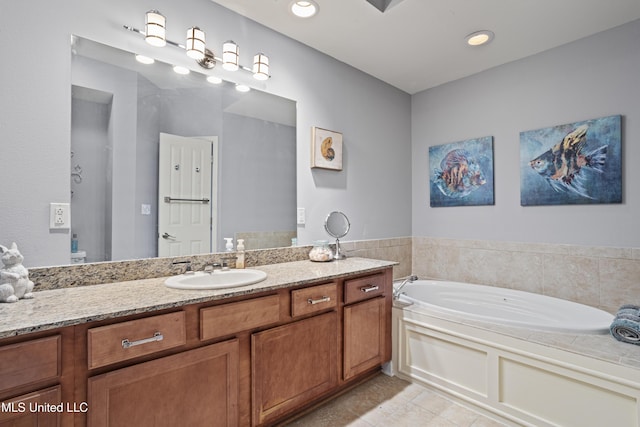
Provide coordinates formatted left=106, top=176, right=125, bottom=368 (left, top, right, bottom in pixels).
left=393, top=302, right=640, bottom=427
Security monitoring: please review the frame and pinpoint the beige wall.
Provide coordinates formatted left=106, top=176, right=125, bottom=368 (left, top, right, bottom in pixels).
left=413, top=237, right=640, bottom=314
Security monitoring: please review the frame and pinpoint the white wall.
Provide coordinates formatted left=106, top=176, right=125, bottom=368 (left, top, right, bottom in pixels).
left=0, top=0, right=412, bottom=267
left=412, top=19, right=640, bottom=248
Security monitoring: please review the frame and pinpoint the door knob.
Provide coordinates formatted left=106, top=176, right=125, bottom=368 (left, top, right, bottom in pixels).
left=162, top=232, right=176, bottom=239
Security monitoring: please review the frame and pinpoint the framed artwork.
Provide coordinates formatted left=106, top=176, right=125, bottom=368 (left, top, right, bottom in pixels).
left=311, top=127, right=343, bottom=170
left=520, top=115, right=622, bottom=206
left=429, top=136, right=494, bottom=207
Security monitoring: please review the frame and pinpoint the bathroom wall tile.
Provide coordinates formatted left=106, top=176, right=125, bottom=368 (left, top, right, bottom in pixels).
left=494, top=251, right=544, bottom=294
left=599, top=258, right=640, bottom=309
left=457, top=248, right=500, bottom=285
left=541, top=254, right=600, bottom=307
left=571, top=245, right=633, bottom=260
left=342, top=238, right=411, bottom=280
left=379, top=237, right=412, bottom=248
left=418, top=245, right=462, bottom=281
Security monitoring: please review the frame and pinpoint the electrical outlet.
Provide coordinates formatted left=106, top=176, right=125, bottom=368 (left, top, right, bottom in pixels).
left=297, top=207, right=305, bottom=225
left=50, top=203, right=70, bottom=230
left=141, top=204, right=151, bottom=215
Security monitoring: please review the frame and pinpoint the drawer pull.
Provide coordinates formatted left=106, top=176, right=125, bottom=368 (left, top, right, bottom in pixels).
left=361, top=285, right=379, bottom=293
left=307, top=296, right=331, bottom=305
left=122, top=332, right=164, bottom=349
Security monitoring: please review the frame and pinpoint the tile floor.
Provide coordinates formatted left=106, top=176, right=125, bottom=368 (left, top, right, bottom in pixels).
left=282, top=374, right=509, bottom=427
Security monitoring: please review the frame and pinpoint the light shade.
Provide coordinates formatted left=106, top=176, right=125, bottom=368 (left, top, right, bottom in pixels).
left=186, top=27, right=206, bottom=60
left=222, top=41, right=239, bottom=71
left=290, top=1, right=318, bottom=18
left=252, top=53, right=270, bottom=80
left=145, top=10, right=166, bottom=47
left=465, top=30, right=494, bottom=46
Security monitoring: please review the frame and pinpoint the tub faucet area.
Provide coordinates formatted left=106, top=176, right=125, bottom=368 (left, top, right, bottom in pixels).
left=393, top=275, right=418, bottom=299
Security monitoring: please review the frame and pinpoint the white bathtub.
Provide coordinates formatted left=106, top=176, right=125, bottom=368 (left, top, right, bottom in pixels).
left=397, top=279, right=614, bottom=334
left=393, top=280, right=640, bottom=426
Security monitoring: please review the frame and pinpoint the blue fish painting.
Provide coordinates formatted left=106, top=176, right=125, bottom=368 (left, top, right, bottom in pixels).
left=429, top=137, right=494, bottom=207
left=520, top=115, right=621, bottom=206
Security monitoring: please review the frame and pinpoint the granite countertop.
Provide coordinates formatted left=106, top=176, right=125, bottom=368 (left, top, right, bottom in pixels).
left=0, top=257, right=395, bottom=339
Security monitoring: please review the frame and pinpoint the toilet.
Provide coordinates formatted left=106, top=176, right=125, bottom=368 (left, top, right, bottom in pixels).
left=70, top=250, right=87, bottom=264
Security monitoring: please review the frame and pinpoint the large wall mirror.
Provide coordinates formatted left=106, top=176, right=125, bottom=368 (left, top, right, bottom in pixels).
left=69, top=36, right=296, bottom=264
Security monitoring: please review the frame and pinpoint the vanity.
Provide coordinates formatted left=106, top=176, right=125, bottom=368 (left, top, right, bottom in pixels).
left=0, top=258, right=394, bottom=426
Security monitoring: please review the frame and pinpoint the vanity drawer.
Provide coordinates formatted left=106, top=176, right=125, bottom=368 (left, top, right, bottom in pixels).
left=0, top=335, right=60, bottom=393
left=291, top=282, right=337, bottom=318
left=344, top=273, right=385, bottom=304
left=87, top=311, right=186, bottom=369
left=200, top=294, right=281, bottom=341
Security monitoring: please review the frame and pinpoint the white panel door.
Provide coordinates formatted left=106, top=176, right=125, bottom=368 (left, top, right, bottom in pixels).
left=158, top=133, right=216, bottom=257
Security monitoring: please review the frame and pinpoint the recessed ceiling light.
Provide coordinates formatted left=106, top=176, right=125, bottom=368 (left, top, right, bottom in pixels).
left=290, top=1, right=318, bottom=18
left=135, top=54, right=155, bottom=65
left=465, top=30, right=494, bottom=47
left=173, top=65, right=190, bottom=75
left=207, top=75, right=223, bottom=84
left=235, top=84, right=251, bottom=93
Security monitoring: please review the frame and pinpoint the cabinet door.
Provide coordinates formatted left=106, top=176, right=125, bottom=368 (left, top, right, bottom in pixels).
left=0, top=386, right=60, bottom=427
left=87, top=339, right=238, bottom=427
left=344, top=296, right=385, bottom=380
left=252, top=311, right=337, bottom=426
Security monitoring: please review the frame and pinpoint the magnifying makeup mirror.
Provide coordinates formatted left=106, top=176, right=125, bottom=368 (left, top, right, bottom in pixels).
left=324, top=211, right=350, bottom=260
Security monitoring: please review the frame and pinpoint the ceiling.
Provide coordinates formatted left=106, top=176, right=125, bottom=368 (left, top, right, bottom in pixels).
left=211, top=0, right=640, bottom=94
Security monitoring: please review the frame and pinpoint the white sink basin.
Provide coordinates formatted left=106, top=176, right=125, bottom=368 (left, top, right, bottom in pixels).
left=164, top=269, right=267, bottom=290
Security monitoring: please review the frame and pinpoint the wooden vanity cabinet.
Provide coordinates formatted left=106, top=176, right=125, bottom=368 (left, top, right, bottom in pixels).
left=252, top=298, right=338, bottom=425
left=343, top=272, right=392, bottom=380
left=1, top=265, right=392, bottom=427
left=0, top=330, right=74, bottom=427
left=86, top=339, right=239, bottom=427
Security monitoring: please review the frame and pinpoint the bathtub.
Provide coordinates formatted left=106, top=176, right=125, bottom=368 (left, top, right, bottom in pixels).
left=397, top=279, right=614, bottom=334
left=392, top=280, right=640, bottom=427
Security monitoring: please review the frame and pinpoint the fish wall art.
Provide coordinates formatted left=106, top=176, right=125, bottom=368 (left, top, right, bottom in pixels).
left=429, top=136, right=494, bottom=207
left=520, top=115, right=621, bottom=206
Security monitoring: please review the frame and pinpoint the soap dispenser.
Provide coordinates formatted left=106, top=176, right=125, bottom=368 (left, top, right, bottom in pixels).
left=236, top=239, right=245, bottom=269
left=224, top=238, right=234, bottom=252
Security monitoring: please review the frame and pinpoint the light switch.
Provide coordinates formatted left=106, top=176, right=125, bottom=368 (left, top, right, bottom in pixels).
left=297, top=207, right=306, bottom=225
left=49, top=203, right=70, bottom=230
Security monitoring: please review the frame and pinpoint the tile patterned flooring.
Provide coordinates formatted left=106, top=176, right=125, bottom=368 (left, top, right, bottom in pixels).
left=282, top=374, right=509, bottom=427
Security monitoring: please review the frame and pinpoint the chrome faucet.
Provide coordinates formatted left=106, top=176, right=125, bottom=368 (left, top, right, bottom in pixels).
left=392, top=275, right=418, bottom=299
left=203, top=263, right=222, bottom=274
left=171, top=260, right=193, bottom=274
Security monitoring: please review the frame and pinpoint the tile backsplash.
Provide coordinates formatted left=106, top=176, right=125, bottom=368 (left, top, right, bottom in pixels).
left=413, top=237, right=640, bottom=314
left=31, top=235, right=637, bottom=313
left=29, top=237, right=413, bottom=291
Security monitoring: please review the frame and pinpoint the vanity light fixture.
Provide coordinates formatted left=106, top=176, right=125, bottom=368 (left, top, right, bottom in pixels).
left=222, top=41, right=240, bottom=71
left=144, top=10, right=166, bottom=47
left=125, top=10, right=271, bottom=80
left=252, top=53, right=269, bottom=81
left=290, top=1, right=319, bottom=18
left=186, top=27, right=206, bottom=60
left=135, top=54, right=155, bottom=65
left=465, top=30, right=494, bottom=47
